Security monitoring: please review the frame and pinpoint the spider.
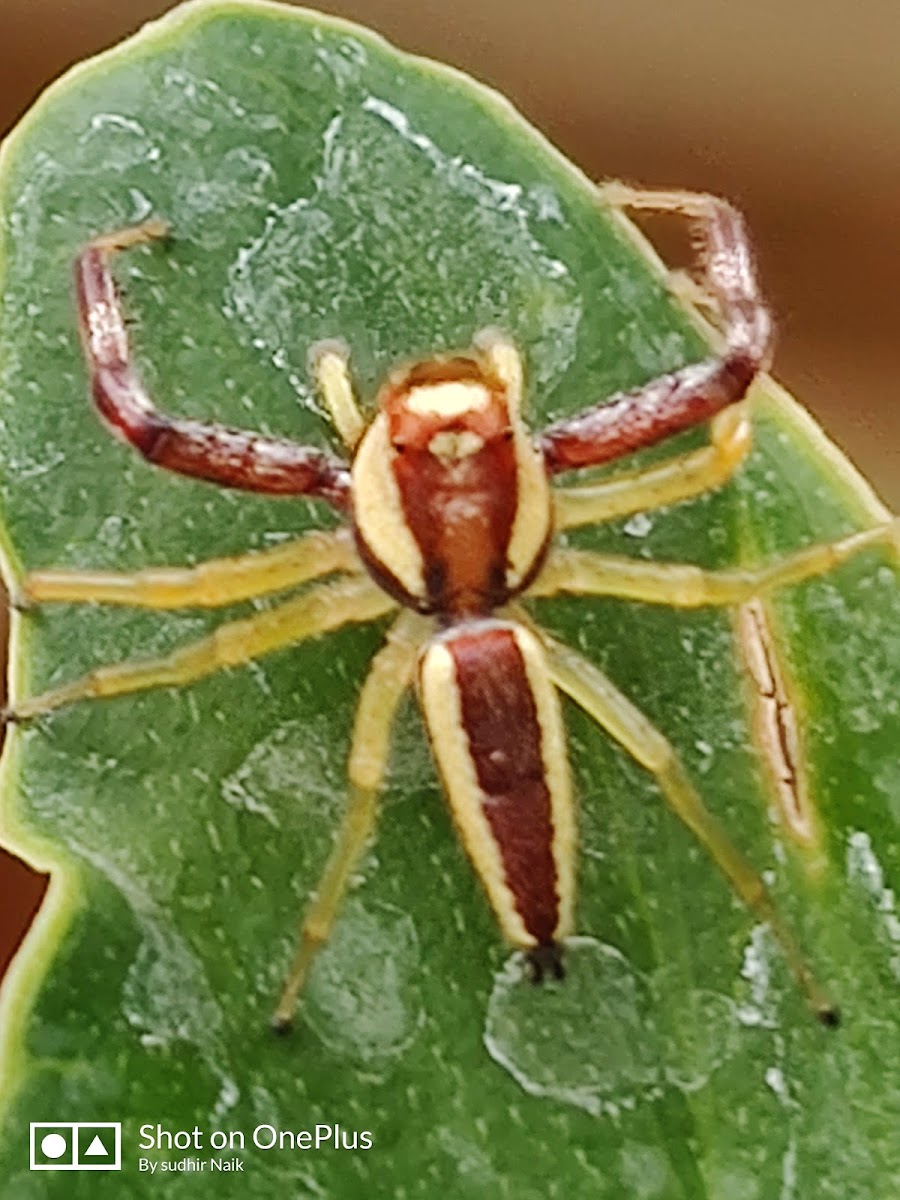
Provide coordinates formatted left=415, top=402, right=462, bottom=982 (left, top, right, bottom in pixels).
left=6, top=184, right=896, bottom=1033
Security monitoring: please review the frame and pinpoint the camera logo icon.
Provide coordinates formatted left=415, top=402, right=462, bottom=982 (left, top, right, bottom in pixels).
left=29, top=1122, right=122, bottom=1171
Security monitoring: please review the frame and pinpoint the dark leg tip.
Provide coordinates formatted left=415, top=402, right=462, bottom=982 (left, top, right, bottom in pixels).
left=818, top=1005, right=841, bottom=1030
left=1, top=707, right=36, bottom=727
left=9, top=590, right=34, bottom=613
left=132, top=217, right=172, bottom=245
left=525, top=943, right=565, bottom=985
left=270, top=1014, right=294, bottom=1037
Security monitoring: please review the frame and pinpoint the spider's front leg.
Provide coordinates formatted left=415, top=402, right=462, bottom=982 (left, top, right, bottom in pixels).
left=542, top=185, right=772, bottom=474
left=76, top=220, right=350, bottom=507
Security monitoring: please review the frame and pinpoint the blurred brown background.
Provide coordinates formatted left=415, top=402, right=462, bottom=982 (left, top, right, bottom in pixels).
left=1, top=0, right=898, bottom=977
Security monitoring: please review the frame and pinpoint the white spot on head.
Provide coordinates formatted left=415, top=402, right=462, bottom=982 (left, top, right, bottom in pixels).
left=428, top=429, right=485, bottom=461
left=406, top=380, right=490, bottom=418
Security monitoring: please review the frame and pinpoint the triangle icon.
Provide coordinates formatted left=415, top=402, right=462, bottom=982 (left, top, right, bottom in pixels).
left=85, top=1134, right=108, bottom=1156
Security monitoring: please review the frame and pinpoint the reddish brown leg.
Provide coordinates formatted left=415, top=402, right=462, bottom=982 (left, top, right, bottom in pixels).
left=541, top=186, right=774, bottom=473
left=76, top=221, right=351, bottom=509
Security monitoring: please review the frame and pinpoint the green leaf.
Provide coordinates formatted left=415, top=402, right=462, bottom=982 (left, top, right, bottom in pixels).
left=0, top=2, right=897, bottom=1195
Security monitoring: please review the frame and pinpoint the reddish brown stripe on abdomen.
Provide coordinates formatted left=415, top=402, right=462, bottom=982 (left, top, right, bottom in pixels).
left=450, top=626, right=559, bottom=944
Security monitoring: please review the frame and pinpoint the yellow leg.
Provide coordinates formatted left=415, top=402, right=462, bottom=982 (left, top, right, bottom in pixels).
left=553, top=405, right=752, bottom=530
left=530, top=518, right=900, bottom=606
left=17, top=528, right=361, bottom=610
left=5, top=576, right=396, bottom=722
left=309, top=341, right=366, bottom=451
left=540, top=629, right=838, bottom=1024
left=271, top=609, right=432, bottom=1032
left=666, top=268, right=719, bottom=314
left=87, top=217, right=171, bottom=254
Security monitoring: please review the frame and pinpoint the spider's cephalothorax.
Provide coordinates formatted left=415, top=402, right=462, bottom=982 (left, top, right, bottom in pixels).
left=10, top=185, right=895, bottom=1032
left=352, top=352, right=551, bottom=617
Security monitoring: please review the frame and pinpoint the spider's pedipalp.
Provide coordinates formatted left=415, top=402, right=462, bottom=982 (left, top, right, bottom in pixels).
left=472, top=327, right=524, bottom=414
left=309, top=340, right=366, bottom=452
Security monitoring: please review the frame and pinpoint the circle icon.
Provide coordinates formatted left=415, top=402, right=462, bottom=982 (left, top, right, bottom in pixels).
left=40, top=1133, right=68, bottom=1159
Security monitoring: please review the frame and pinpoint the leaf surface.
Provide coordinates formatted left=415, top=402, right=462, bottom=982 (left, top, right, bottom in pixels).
left=0, top=3, right=897, bottom=1196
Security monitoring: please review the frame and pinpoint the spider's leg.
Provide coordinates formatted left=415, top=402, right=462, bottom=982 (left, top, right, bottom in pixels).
left=541, top=186, right=772, bottom=473
left=4, top=576, right=395, bottom=723
left=309, top=342, right=367, bottom=452
left=77, top=220, right=350, bottom=508
left=536, top=626, right=838, bottom=1025
left=554, top=405, right=751, bottom=530
left=17, top=528, right=361, bottom=610
left=528, top=519, right=899, bottom=607
left=272, top=609, right=431, bottom=1032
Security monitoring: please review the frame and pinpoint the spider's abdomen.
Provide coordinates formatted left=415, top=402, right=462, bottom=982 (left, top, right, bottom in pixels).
left=418, top=619, right=575, bottom=958
left=351, top=354, right=552, bottom=615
